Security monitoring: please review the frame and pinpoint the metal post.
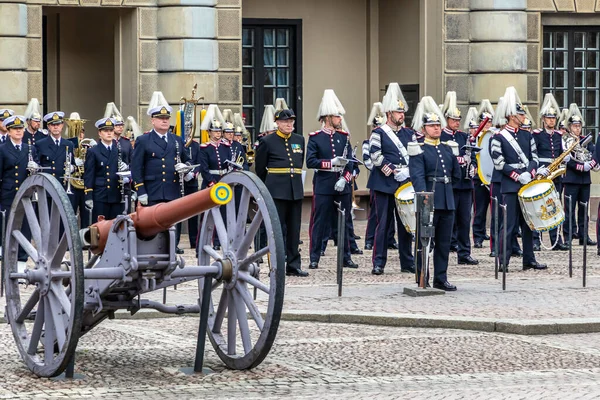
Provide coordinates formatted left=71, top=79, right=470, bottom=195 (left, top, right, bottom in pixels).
left=1, top=209, right=6, bottom=297
left=65, top=354, right=75, bottom=379
left=86, top=204, right=93, bottom=262
left=501, top=204, right=507, bottom=291
left=566, top=195, right=572, bottom=278
left=193, top=275, right=213, bottom=372
left=335, top=201, right=345, bottom=297
left=414, top=208, right=420, bottom=285
left=582, top=201, right=588, bottom=288
left=493, top=197, right=499, bottom=280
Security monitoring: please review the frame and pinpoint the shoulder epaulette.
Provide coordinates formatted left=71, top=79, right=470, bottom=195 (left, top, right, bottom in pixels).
left=407, top=142, right=423, bottom=156
left=336, top=130, right=349, bottom=136
left=200, top=143, right=209, bottom=148
left=532, top=129, right=542, bottom=135
left=309, top=131, right=319, bottom=136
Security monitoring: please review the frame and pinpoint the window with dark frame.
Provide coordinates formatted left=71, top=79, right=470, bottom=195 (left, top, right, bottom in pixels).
left=242, top=20, right=302, bottom=142
left=543, top=27, right=600, bottom=137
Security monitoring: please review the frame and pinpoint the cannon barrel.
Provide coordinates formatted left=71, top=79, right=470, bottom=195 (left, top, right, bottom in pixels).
left=86, top=182, right=233, bottom=254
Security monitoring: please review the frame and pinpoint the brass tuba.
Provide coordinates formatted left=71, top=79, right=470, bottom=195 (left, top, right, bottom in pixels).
left=64, top=114, right=89, bottom=190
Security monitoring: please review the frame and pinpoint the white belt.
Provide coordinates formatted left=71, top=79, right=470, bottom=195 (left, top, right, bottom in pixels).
left=538, top=157, right=554, bottom=163
left=316, top=167, right=344, bottom=173
left=508, top=163, right=526, bottom=169
left=209, top=169, right=228, bottom=176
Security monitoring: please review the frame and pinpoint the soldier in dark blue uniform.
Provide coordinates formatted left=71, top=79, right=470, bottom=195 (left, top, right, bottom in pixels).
left=532, top=94, right=568, bottom=251
left=472, top=100, right=494, bottom=248
left=490, top=87, right=547, bottom=272
left=367, top=83, right=415, bottom=275
left=255, top=109, right=308, bottom=277
left=0, top=115, right=41, bottom=267
left=23, top=98, right=46, bottom=146
left=223, top=121, right=248, bottom=171
left=104, top=103, right=133, bottom=165
left=36, top=111, right=77, bottom=194
left=408, top=97, right=461, bottom=291
left=0, top=109, right=14, bottom=144
left=306, top=90, right=358, bottom=270
left=131, top=95, right=192, bottom=214
left=441, top=92, right=478, bottom=265
left=562, top=103, right=597, bottom=246
left=83, top=117, right=130, bottom=222
left=197, top=104, right=232, bottom=251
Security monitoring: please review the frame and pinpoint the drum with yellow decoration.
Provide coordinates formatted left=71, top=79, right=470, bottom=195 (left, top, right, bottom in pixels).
left=476, top=129, right=494, bottom=185
left=394, top=182, right=416, bottom=234
left=517, top=179, right=564, bottom=232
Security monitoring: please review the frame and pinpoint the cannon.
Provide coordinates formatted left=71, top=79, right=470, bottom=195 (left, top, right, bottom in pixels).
left=2, top=171, right=285, bottom=377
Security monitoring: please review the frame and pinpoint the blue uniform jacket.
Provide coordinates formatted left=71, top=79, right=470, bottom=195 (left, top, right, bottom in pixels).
left=367, top=125, right=413, bottom=195
left=0, top=141, right=39, bottom=207
left=409, top=140, right=461, bottom=210
left=490, top=126, right=539, bottom=194
left=198, top=141, right=232, bottom=189
left=117, top=136, right=133, bottom=165
left=564, top=136, right=596, bottom=184
left=83, top=141, right=123, bottom=203
left=441, top=128, right=473, bottom=190
left=230, top=140, right=249, bottom=171
left=306, top=128, right=353, bottom=196
left=131, top=129, right=190, bottom=201
left=35, top=136, right=75, bottom=187
left=23, top=129, right=46, bottom=146
left=532, top=129, right=563, bottom=168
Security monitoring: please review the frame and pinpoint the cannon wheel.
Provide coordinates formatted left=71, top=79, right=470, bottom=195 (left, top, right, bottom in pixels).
left=198, top=171, right=285, bottom=370
left=4, top=173, right=83, bottom=377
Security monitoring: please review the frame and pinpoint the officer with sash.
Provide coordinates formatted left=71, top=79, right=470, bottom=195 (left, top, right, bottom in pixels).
left=490, top=86, right=547, bottom=272
left=367, top=83, right=414, bottom=275
left=0, top=109, right=14, bottom=143
left=532, top=93, right=568, bottom=251
left=563, top=103, right=597, bottom=246
left=23, top=98, right=46, bottom=145
left=441, top=92, right=478, bottom=265
left=306, top=89, right=358, bottom=270
left=255, top=108, right=308, bottom=277
left=131, top=91, right=192, bottom=211
left=408, top=97, right=460, bottom=291
left=0, top=115, right=41, bottom=269
left=84, top=117, right=131, bottom=222
left=472, top=100, right=494, bottom=248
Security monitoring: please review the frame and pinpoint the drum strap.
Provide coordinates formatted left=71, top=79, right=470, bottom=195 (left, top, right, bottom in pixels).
left=500, top=130, right=529, bottom=167
left=382, top=125, right=409, bottom=166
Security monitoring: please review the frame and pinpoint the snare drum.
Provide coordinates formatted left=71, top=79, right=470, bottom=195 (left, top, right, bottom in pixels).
left=394, top=182, right=416, bottom=234
left=517, top=179, right=564, bottom=232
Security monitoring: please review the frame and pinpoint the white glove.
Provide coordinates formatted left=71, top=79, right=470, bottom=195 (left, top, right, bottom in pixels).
left=462, top=154, right=471, bottom=165
left=138, top=194, right=148, bottom=206
left=118, top=161, right=129, bottom=172
left=537, top=166, right=550, bottom=177
left=584, top=161, right=592, bottom=172
left=122, top=176, right=131, bottom=184
left=74, top=157, right=84, bottom=167
left=175, top=162, right=191, bottom=173
left=334, top=177, right=346, bottom=192
left=468, top=164, right=476, bottom=178
left=85, top=200, right=93, bottom=209
left=518, top=171, right=532, bottom=185
left=184, top=171, right=195, bottom=182
left=394, top=167, right=410, bottom=182
left=563, top=155, right=571, bottom=163
left=69, top=164, right=75, bottom=173
left=131, top=192, right=137, bottom=202
left=331, top=156, right=348, bottom=167
left=88, top=139, right=98, bottom=147
left=27, top=161, right=40, bottom=171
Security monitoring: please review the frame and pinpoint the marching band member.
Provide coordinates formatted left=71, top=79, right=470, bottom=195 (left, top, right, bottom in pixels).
left=84, top=117, right=130, bottom=222
left=367, top=83, right=414, bottom=275
left=36, top=111, right=76, bottom=193
left=223, top=118, right=248, bottom=171
left=441, top=92, right=478, bottom=265
left=563, top=103, right=597, bottom=246
left=408, top=97, right=460, bottom=291
left=255, top=108, right=308, bottom=277
left=0, top=109, right=14, bottom=143
left=23, top=98, right=45, bottom=145
left=491, top=86, right=546, bottom=272
left=65, top=112, right=90, bottom=228
left=472, top=100, right=494, bottom=248
left=197, top=104, right=230, bottom=251
left=532, top=93, right=568, bottom=251
left=306, top=89, right=358, bottom=270
left=0, top=115, right=40, bottom=268
left=105, top=102, right=132, bottom=164
left=131, top=91, right=192, bottom=216
left=363, top=102, right=397, bottom=251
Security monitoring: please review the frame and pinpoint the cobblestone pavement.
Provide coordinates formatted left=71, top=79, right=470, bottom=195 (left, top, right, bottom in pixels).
left=4, top=320, right=600, bottom=398
left=3, top=221, right=600, bottom=398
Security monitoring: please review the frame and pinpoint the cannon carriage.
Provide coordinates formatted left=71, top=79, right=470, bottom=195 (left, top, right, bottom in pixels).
left=2, top=171, right=284, bottom=377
